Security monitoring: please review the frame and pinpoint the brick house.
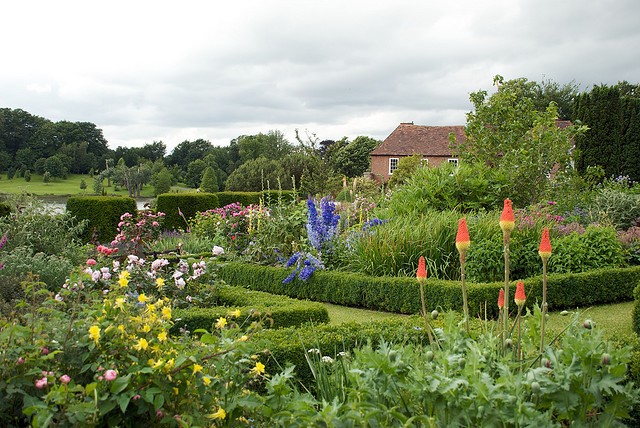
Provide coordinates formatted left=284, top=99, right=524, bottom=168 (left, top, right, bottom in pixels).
left=370, top=122, right=466, bottom=183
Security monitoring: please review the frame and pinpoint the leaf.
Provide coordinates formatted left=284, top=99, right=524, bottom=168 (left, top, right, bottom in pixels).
left=199, top=333, right=217, bottom=344
left=153, top=393, right=165, bottom=410
left=117, top=393, right=131, bottom=413
left=110, top=374, right=131, bottom=394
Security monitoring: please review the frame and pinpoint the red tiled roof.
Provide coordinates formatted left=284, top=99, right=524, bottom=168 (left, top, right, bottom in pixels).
left=371, top=123, right=466, bottom=156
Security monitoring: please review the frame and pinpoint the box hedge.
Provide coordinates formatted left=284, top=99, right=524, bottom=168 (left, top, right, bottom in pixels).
left=66, top=196, right=137, bottom=243
left=218, top=262, right=640, bottom=319
left=171, top=285, right=329, bottom=335
left=156, top=192, right=219, bottom=231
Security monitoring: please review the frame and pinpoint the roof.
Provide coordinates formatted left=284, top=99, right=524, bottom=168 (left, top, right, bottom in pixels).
left=371, top=123, right=466, bottom=156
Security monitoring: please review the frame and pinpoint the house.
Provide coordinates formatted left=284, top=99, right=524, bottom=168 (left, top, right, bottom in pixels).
left=370, top=122, right=466, bottom=183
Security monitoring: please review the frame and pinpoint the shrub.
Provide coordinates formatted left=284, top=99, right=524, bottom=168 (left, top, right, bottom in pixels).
left=0, top=247, right=74, bottom=292
left=550, top=225, right=626, bottom=273
left=155, top=192, right=219, bottom=231
left=66, top=196, right=137, bottom=244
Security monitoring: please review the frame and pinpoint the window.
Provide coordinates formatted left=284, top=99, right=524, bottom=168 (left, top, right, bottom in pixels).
left=389, top=158, right=399, bottom=174
left=448, top=158, right=459, bottom=167
left=421, top=158, right=429, bottom=166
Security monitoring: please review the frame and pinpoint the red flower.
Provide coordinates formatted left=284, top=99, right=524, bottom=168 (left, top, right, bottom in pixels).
left=514, top=281, right=526, bottom=307
left=455, top=218, right=471, bottom=253
left=499, top=199, right=515, bottom=233
left=416, top=256, right=427, bottom=284
left=539, top=228, right=552, bottom=261
left=498, top=288, right=505, bottom=309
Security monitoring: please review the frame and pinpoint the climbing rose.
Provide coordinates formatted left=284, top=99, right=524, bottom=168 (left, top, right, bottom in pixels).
left=104, top=369, right=118, bottom=381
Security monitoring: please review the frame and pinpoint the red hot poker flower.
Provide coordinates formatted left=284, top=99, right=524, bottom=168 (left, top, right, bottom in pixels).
left=455, top=218, right=471, bottom=254
left=416, top=256, right=427, bottom=284
left=514, top=281, right=526, bottom=307
left=498, top=288, right=505, bottom=310
left=499, top=199, right=515, bottom=233
left=539, top=228, right=552, bottom=261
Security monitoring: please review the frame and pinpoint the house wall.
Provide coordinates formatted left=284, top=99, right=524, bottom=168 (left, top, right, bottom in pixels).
left=370, top=155, right=453, bottom=183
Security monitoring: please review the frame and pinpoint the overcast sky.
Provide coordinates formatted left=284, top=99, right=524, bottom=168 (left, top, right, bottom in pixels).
left=2, top=0, right=639, bottom=154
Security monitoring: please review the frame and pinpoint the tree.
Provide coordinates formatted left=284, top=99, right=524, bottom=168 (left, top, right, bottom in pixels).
left=166, top=139, right=213, bottom=172
left=44, top=155, right=68, bottom=179
left=452, top=75, right=587, bottom=206
left=43, top=171, right=51, bottom=183
left=387, top=154, right=425, bottom=188
left=24, top=169, right=31, bottom=182
left=200, top=167, right=219, bottom=193
left=330, top=136, right=380, bottom=178
left=113, top=158, right=152, bottom=197
left=152, top=167, right=173, bottom=196
left=224, top=157, right=290, bottom=191
left=185, top=159, right=207, bottom=188
left=237, top=130, right=292, bottom=163
left=532, top=78, right=580, bottom=120
left=80, top=178, right=87, bottom=190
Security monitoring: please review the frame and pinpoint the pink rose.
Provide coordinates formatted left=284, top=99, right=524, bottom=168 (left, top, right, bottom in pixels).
left=35, top=377, right=48, bottom=389
left=16, top=357, right=25, bottom=365
left=60, top=374, right=71, bottom=384
left=86, top=259, right=97, bottom=266
left=41, top=347, right=49, bottom=355
left=104, top=369, right=118, bottom=381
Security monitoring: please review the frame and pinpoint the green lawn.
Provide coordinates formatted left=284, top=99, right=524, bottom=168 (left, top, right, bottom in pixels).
left=324, top=301, right=636, bottom=340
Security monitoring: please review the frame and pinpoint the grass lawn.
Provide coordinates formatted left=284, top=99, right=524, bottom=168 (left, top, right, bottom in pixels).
left=325, top=301, right=636, bottom=340
left=0, top=174, right=192, bottom=198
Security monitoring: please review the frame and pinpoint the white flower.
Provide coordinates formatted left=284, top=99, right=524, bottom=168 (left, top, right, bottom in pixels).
left=212, top=246, right=225, bottom=256
left=173, top=270, right=183, bottom=279
left=307, top=348, right=320, bottom=354
left=175, top=277, right=186, bottom=289
left=321, top=356, right=334, bottom=364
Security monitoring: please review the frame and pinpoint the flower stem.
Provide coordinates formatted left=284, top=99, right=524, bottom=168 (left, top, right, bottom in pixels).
left=503, top=235, right=510, bottom=340
left=460, top=253, right=469, bottom=334
left=540, top=259, right=548, bottom=356
left=419, top=282, right=435, bottom=345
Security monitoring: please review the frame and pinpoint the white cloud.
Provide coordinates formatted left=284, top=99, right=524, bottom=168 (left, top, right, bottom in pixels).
left=2, top=0, right=639, bottom=153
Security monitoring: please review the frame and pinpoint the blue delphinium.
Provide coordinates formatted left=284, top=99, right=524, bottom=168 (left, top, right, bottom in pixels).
left=306, top=197, right=340, bottom=253
left=362, top=217, right=388, bottom=232
left=282, top=251, right=324, bottom=283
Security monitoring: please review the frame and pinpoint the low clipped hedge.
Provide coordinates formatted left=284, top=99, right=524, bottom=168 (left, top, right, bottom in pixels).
left=171, top=285, right=328, bottom=334
left=66, top=196, right=137, bottom=243
left=218, top=262, right=640, bottom=319
left=215, top=191, right=296, bottom=207
left=156, top=192, right=219, bottom=231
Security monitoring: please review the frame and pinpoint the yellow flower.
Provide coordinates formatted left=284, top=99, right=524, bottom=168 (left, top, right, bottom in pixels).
left=161, top=307, right=172, bottom=320
left=215, top=317, right=227, bottom=329
left=142, top=324, right=151, bottom=333
left=133, top=337, right=149, bottom=351
left=192, top=363, right=203, bottom=375
left=173, top=387, right=179, bottom=395
left=202, top=376, right=212, bottom=386
left=89, top=325, right=100, bottom=343
left=115, top=297, right=125, bottom=310
left=165, top=358, right=175, bottom=371
left=250, top=361, right=265, bottom=376
left=228, top=309, right=241, bottom=318
left=138, top=294, right=149, bottom=304
left=155, top=277, right=165, bottom=289
left=237, top=335, right=249, bottom=342
left=117, top=324, right=125, bottom=334
left=208, top=407, right=226, bottom=420
left=157, top=331, right=167, bottom=342
left=118, top=271, right=130, bottom=287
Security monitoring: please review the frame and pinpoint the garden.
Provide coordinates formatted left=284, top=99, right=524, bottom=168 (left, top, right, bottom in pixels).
left=1, top=157, right=640, bottom=427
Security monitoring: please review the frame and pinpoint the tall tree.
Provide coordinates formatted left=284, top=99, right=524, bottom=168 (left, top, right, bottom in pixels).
left=452, top=75, right=587, bottom=205
left=330, top=136, right=380, bottom=178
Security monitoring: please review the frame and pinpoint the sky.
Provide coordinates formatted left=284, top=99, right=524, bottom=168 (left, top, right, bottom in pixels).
left=2, top=0, right=639, bottom=154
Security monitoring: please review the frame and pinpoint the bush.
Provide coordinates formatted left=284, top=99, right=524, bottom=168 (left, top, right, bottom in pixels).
left=550, top=225, right=626, bottom=273
left=66, top=196, right=137, bottom=244
left=0, top=247, right=74, bottom=292
left=155, top=192, right=219, bottom=231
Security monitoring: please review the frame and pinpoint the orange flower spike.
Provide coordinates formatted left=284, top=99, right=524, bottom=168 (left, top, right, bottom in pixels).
left=499, top=199, right=515, bottom=234
left=539, top=228, right=552, bottom=261
left=514, top=281, right=526, bottom=307
left=455, top=218, right=471, bottom=254
left=416, top=256, right=427, bottom=284
left=498, top=288, right=505, bottom=310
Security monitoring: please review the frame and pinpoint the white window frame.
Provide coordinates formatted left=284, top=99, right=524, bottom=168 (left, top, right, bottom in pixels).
left=389, top=158, right=399, bottom=175
left=421, top=158, right=429, bottom=166
left=448, top=158, right=459, bottom=167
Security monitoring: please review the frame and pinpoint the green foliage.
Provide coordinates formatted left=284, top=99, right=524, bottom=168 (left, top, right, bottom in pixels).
left=199, top=166, right=219, bottom=193
left=387, top=154, right=425, bottom=188
left=0, top=202, right=11, bottom=218
left=224, top=157, right=291, bottom=191
left=172, top=285, right=329, bottom=334
left=330, top=136, right=380, bottom=178
left=150, top=167, right=172, bottom=196
left=0, top=247, right=74, bottom=292
left=42, top=171, right=51, bottom=183
left=381, top=162, right=509, bottom=215
left=590, top=186, right=640, bottom=230
left=454, top=75, right=587, bottom=206
left=155, top=192, right=219, bottom=231
left=79, top=178, right=86, bottom=190
left=550, top=225, right=626, bottom=273
left=23, top=170, right=31, bottom=182
left=218, top=261, right=640, bottom=319
left=66, top=196, right=137, bottom=243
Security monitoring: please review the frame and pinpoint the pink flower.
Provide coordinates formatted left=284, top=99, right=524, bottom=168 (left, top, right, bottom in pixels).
left=104, top=369, right=118, bottom=381
left=132, top=394, right=141, bottom=401
left=35, top=377, right=48, bottom=389
left=16, top=357, right=25, bottom=365
left=60, top=375, right=71, bottom=384
left=86, top=258, right=97, bottom=266
left=41, top=347, right=49, bottom=355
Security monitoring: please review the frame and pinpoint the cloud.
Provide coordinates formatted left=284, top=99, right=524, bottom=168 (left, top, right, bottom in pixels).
left=1, top=0, right=639, bottom=153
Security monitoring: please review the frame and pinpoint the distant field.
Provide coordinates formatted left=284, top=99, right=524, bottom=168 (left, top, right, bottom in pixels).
left=0, top=174, right=154, bottom=197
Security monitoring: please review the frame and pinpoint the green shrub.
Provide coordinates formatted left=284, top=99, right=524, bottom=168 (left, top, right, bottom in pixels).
left=156, top=192, right=219, bottom=231
left=171, top=285, right=329, bottom=334
left=219, top=262, right=640, bottom=319
left=591, top=187, right=640, bottom=230
left=66, top=196, right=137, bottom=243
left=0, top=202, right=11, bottom=218
left=550, top=225, right=626, bottom=273
left=0, top=247, right=74, bottom=292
